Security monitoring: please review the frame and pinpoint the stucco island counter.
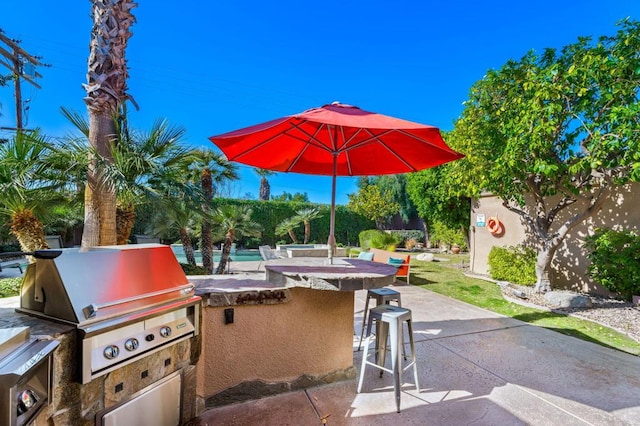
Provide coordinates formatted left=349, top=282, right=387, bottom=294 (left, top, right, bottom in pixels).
left=191, top=257, right=399, bottom=412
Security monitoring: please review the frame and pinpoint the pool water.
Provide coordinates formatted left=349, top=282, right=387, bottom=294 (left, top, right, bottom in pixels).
left=171, top=245, right=261, bottom=264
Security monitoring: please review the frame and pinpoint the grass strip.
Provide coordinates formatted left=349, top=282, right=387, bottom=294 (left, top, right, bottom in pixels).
left=411, top=257, right=640, bottom=356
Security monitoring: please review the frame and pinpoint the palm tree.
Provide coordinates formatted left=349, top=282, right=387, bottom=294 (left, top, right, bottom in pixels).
left=150, top=195, right=202, bottom=266
left=275, top=217, right=301, bottom=244
left=108, top=119, right=192, bottom=244
left=212, top=206, right=261, bottom=274
left=83, top=0, right=137, bottom=247
left=255, top=168, right=275, bottom=200
left=292, top=207, right=323, bottom=244
left=183, top=149, right=238, bottom=274
left=62, top=108, right=193, bottom=245
left=0, top=131, right=62, bottom=252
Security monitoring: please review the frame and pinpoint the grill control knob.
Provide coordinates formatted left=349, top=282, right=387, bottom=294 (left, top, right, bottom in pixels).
left=159, top=326, right=172, bottom=338
left=145, top=334, right=154, bottom=342
left=124, top=338, right=139, bottom=351
left=104, top=345, right=119, bottom=359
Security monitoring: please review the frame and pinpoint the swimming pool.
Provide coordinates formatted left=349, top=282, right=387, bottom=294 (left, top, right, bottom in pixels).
left=171, top=245, right=261, bottom=264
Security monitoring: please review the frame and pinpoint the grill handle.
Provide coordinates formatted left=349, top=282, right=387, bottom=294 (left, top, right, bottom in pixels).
left=0, top=250, right=62, bottom=259
left=82, top=283, right=195, bottom=319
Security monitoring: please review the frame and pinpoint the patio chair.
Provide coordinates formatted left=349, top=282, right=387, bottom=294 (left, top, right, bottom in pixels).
left=257, top=245, right=283, bottom=271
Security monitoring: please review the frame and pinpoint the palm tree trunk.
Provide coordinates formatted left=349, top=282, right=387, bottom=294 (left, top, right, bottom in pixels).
left=259, top=176, right=270, bottom=200
left=180, top=228, right=196, bottom=266
left=201, top=169, right=214, bottom=274
left=82, top=0, right=136, bottom=248
left=83, top=110, right=118, bottom=247
left=304, top=221, right=310, bottom=244
left=288, top=229, right=297, bottom=243
left=215, top=233, right=233, bottom=274
left=116, top=203, right=136, bottom=245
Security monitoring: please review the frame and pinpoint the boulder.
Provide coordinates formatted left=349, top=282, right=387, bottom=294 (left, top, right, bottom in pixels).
left=544, top=291, right=592, bottom=308
left=416, top=253, right=434, bottom=262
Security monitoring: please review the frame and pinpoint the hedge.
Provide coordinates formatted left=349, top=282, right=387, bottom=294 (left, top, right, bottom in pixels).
left=212, top=198, right=374, bottom=248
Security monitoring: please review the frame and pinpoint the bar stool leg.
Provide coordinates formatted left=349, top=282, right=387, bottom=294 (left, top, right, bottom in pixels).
left=407, top=319, right=419, bottom=393
left=357, top=293, right=373, bottom=351
left=357, top=334, right=371, bottom=393
left=390, top=315, right=402, bottom=413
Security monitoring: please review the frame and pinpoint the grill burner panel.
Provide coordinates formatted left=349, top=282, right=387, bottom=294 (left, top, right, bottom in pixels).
left=82, top=303, right=198, bottom=384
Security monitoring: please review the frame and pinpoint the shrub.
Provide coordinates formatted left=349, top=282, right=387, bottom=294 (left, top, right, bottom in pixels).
left=180, top=263, right=209, bottom=276
left=0, top=243, right=20, bottom=253
left=488, top=245, right=537, bottom=286
left=430, top=222, right=466, bottom=250
left=358, top=230, right=402, bottom=251
left=585, top=229, right=640, bottom=301
left=405, top=238, right=418, bottom=251
left=387, top=230, right=425, bottom=247
left=0, top=277, right=22, bottom=298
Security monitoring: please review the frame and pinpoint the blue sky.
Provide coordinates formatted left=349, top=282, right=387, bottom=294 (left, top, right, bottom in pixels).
left=1, top=1, right=638, bottom=204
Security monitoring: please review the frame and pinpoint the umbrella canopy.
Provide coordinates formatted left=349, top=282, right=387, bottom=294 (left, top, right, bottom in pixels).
left=209, top=102, right=463, bottom=259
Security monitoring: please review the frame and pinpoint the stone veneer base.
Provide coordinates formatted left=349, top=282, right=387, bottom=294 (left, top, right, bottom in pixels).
left=202, top=366, right=356, bottom=409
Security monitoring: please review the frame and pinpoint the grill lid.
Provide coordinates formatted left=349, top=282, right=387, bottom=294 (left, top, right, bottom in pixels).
left=18, top=244, right=192, bottom=325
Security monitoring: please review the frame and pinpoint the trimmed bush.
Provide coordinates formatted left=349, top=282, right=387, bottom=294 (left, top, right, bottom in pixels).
left=585, top=229, right=640, bottom=301
left=359, top=230, right=402, bottom=251
left=0, top=277, right=22, bottom=298
left=488, top=245, right=536, bottom=286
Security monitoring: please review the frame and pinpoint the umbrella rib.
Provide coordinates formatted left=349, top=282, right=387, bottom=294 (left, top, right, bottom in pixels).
left=288, top=122, right=336, bottom=153
left=285, top=123, right=332, bottom=172
left=363, top=128, right=419, bottom=171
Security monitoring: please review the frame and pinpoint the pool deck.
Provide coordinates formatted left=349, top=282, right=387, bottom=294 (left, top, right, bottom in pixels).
left=192, top=283, right=640, bottom=425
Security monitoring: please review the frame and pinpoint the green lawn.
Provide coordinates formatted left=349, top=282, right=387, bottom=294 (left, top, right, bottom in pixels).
left=411, top=255, right=640, bottom=356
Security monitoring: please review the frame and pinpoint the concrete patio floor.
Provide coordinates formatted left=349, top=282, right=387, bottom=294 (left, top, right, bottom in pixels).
left=192, top=282, right=640, bottom=425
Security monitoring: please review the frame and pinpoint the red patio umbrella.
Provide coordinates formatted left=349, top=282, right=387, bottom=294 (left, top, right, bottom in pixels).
left=209, top=102, right=463, bottom=260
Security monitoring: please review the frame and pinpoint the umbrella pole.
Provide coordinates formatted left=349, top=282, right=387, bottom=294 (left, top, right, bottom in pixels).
left=327, top=154, right=337, bottom=264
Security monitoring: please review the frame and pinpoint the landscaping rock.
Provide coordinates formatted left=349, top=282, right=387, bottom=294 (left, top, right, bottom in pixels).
left=416, top=253, right=434, bottom=262
left=544, top=291, right=593, bottom=309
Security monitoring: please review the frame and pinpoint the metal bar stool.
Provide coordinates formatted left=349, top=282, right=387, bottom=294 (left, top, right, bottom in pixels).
left=357, top=287, right=402, bottom=352
left=357, top=304, right=419, bottom=413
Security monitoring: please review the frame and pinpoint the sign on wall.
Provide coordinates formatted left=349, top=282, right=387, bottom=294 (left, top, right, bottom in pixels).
left=476, top=214, right=486, bottom=227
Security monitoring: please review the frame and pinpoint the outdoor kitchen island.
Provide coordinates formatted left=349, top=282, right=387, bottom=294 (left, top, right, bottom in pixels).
left=192, top=257, right=398, bottom=412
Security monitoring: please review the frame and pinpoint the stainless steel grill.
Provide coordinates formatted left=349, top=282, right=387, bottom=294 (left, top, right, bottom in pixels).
left=16, top=244, right=201, bottom=384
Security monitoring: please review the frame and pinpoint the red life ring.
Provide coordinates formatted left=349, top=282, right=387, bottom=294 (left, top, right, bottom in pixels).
left=487, top=217, right=504, bottom=236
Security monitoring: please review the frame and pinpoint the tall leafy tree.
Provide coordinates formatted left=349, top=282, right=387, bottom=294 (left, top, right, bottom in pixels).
left=369, top=175, right=417, bottom=224
left=183, top=149, right=238, bottom=274
left=347, top=183, right=400, bottom=229
left=213, top=205, right=261, bottom=274
left=406, top=164, right=471, bottom=244
left=271, top=191, right=310, bottom=202
left=450, top=19, right=640, bottom=293
left=82, top=0, right=137, bottom=247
